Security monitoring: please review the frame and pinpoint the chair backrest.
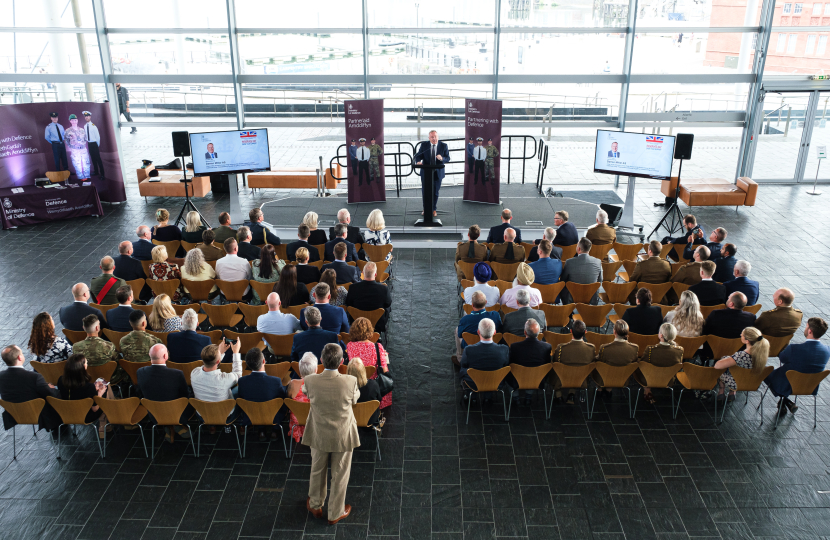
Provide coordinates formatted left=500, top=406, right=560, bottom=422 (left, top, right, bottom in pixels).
left=284, top=398, right=311, bottom=425
left=166, top=361, right=204, bottom=386
left=628, top=333, right=660, bottom=357
left=466, top=366, right=512, bottom=392
left=730, top=365, right=775, bottom=393
left=146, top=278, right=181, bottom=299
left=501, top=306, right=518, bottom=316
left=764, top=333, right=794, bottom=357
left=352, top=400, right=381, bottom=428
left=31, top=361, right=66, bottom=386
left=224, top=330, right=265, bottom=352
left=103, top=329, right=131, bottom=352
left=674, top=335, right=708, bottom=360
left=551, top=362, right=597, bottom=388
left=612, top=303, right=632, bottom=321
left=556, top=244, right=577, bottom=261
left=671, top=282, right=691, bottom=297
left=180, top=240, right=198, bottom=252
left=189, top=398, right=236, bottom=425
left=201, top=302, right=242, bottom=328
left=611, top=242, right=644, bottom=262
left=87, top=362, right=118, bottom=384
left=786, top=370, right=830, bottom=396
left=61, top=329, right=87, bottom=345
left=670, top=262, right=685, bottom=277
left=509, top=363, right=552, bottom=390
left=460, top=279, right=474, bottom=290
left=565, top=282, right=601, bottom=304
left=181, top=279, right=216, bottom=302
left=346, top=307, right=385, bottom=330
left=539, top=303, right=576, bottom=328
left=637, top=282, right=672, bottom=304
left=237, top=303, right=268, bottom=327
left=152, top=239, right=181, bottom=257
left=462, top=332, right=504, bottom=346
left=309, top=244, right=325, bottom=260
left=635, top=362, right=682, bottom=388
left=280, top=305, right=305, bottom=319
left=457, top=261, right=477, bottom=280
left=744, top=304, right=762, bottom=315
left=248, top=281, right=276, bottom=304
left=89, top=303, right=119, bottom=322
left=140, top=260, right=153, bottom=279
left=339, top=332, right=380, bottom=344
left=530, top=282, right=566, bottom=304
left=94, top=396, right=147, bottom=425
left=147, top=331, right=169, bottom=345
left=700, top=304, right=726, bottom=319
left=574, top=303, right=612, bottom=327
left=493, top=280, right=512, bottom=298
left=670, top=243, right=689, bottom=262
left=118, top=359, right=151, bottom=385
left=676, top=364, right=726, bottom=391
left=197, top=330, right=223, bottom=344
left=290, top=362, right=325, bottom=376
left=173, top=303, right=201, bottom=316
left=463, top=303, right=501, bottom=315
left=125, top=278, right=146, bottom=302
left=706, top=335, right=743, bottom=361
left=590, top=243, right=613, bottom=261
left=620, top=261, right=637, bottom=282
left=501, top=333, right=542, bottom=346
left=0, top=398, right=45, bottom=425
left=236, top=397, right=285, bottom=426
left=46, top=396, right=95, bottom=425
left=273, top=244, right=288, bottom=261
left=46, top=170, right=71, bottom=183
left=601, top=281, right=636, bottom=304
left=141, top=397, right=190, bottom=426
left=585, top=332, right=614, bottom=348
left=131, top=304, right=153, bottom=317
left=658, top=305, right=675, bottom=318
left=264, top=362, right=292, bottom=383
left=215, top=280, right=249, bottom=302
left=263, top=334, right=296, bottom=357
left=543, top=331, right=572, bottom=349
left=362, top=244, right=394, bottom=263
left=594, top=363, right=640, bottom=389
left=601, top=261, right=623, bottom=282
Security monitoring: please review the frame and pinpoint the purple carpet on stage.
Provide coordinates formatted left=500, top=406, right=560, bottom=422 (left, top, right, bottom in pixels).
left=345, top=99, right=386, bottom=204
left=0, top=184, right=103, bottom=229
left=463, top=99, right=502, bottom=205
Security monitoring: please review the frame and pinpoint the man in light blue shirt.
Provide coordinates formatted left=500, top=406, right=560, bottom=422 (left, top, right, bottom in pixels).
left=257, top=293, right=301, bottom=354
left=463, top=261, right=500, bottom=307
left=529, top=239, right=562, bottom=285
left=44, top=112, right=68, bottom=171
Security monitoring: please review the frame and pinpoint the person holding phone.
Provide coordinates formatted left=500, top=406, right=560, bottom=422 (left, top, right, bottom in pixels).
left=57, top=353, right=115, bottom=439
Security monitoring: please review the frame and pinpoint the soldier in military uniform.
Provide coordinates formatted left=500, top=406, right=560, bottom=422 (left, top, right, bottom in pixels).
left=754, top=288, right=803, bottom=337
left=635, top=322, right=683, bottom=404
left=628, top=240, right=672, bottom=304
left=489, top=228, right=526, bottom=267
left=455, top=224, right=488, bottom=281
left=196, top=229, right=225, bottom=262
left=65, top=113, right=91, bottom=181
left=472, top=137, right=486, bottom=185
left=348, top=139, right=358, bottom=177
left=72, top=314, right=125, bottom=383
left=666, top=245, right=710, bottom=304
left=551, top=320, right=596, bottom=404
left=83, top=111, right=105, bottom=179
left=44, top=112, right=68, bottom=171
left=466, top=137, right=475, bottom=171
left=485, top=138, right=499, bottom=183
left=120, top=310, right=162, bottom=364
left=368, top=136, right=383, bottom=184
left=355, top=138, right=370, bottom=186
left=592, top=320, right=639, bottom=392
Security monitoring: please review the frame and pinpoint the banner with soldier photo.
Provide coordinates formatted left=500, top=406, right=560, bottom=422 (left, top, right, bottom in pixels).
left=344, top=99, right=386, bottom=203
left=463, top=99, right=502, bottom=204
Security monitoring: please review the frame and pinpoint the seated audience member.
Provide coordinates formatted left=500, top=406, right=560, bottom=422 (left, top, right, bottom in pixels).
left=257, top=293, right=302, bottom=354
left=502, top=289, right=546, bottom=335
left=60, top=283, right=107, bottom=332
left=724, top=260, right=759, bottom=306
left=180, top=211, right=207, bottom=244
left=304, top=211, right=329, bottom=246
left=460, top=318, right=510, bottom=394
left=454, top=291, right=503, bottom=364
left=486, top=208, right=523, bottom=244
left=238, top=347, right=286, bottom=441
left=585, top=209, right=616, bottom=247
left=120, top=310, right=162, bottom=363
left=345, top=263, right=392, bottom=331
left=295, top=247, right=322, bottom=285
left=714, top=326, right=768, bottom=403
left=765, top=317, right=830, bottom=416
left=148, top=245, right=184, bottom=303
left=593, top=320, right=639, bottom=394
left=246, top=207, right=281, bottom=246
left=57, top=353, right=114, bottom=437
left=274, top=265, right=310, bottom=307
left=72, top=314, right=119, bottom=368
left=251, top=244, right=285, bottom=305
left=703, top=292, right=756, bottom=339
left=506, top=320, right=552, bottom=404
left=106, top=286, right=136, bottom=332
left=321, top=242, right=361, bottom=284
left=148, top=294, right=182, bottom=332
left=215, top=237, right=253, bottom=301
left=363, top=209, right=393, bottom=262
left=664, top=290, right=704, bottom=338
left=671, top=245, right=710, bottom=286
left=0, top=345, right=60, bottom=432
left=551, top=320, right=595, bottom=404
left=196, top=229, right=224, bottom=262
left=325, top=223, right=360, bottom=262
left=455, top=225, right=488, bottom=281
left=311, top=269, right=349, bottom=308
left=348, top=359, right=381, bottom=426
left=684, top=227, right=726, bottom=261
left=91, top=256, right=127, bottom=305
left=167, top=309, right=209, bottom=363
left=181, top=248, right=219, bottom=300
left=151, top=208, right=183, bottom=247
left=754, top=288, right=803, bottom=337
left=28, top=312, right=72, bottom=364
left=113, top=241, right=147, bottom=282
left=132, top=225, right=155, bottom=261
left=463, top=262, right=500, bottom=307
left=489, top=227, right=526, bottom=264
left=713, top=243, right=738, bottom=283
left=191, top=340, right=242, bottom=404
left=236, top=226, right=262, bottom=262
left=636, top=323, right=683, bottom=404
left=527, top=227, right=563, bottom=263
left=287, top=224, right=321, bottom=263
left=213, top=212, right=237, bottom=244
left=329, top=208, right=363, bottom=244
left=552, top=210, right=579, bottom=247
left=661, top=214, right=704, bottom=249
left=300, top=283, right=349, bottom=334
left=346, top=317, right=392, bottom=408
left=688, top=261, right=726, bottom=306
left=622, top=288, right=664, bottom=336
left=290, top=307, right=340, bottom=363
left=500, top=263, right=543, bottom=309
left=528, top=239, right=562, bottom=285
left=560, top=238, right=603, bottom=305
left=629, top=240, right=672, bottom=303
left=137, top=344, right=192, bottom=442
left=287, top=352, right=317, bottom=443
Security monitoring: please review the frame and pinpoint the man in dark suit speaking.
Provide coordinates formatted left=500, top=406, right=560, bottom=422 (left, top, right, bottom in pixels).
left=607, top=142, right=620, bottom=158
left=205, top=143, right=217, bottom=159
left=415, top=130, right=451, bottom=217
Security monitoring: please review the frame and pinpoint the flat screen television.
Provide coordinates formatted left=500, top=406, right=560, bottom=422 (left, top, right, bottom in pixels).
left=189, top=129, right=271, bottom=176
left=593, top=130, right=676, bottom=180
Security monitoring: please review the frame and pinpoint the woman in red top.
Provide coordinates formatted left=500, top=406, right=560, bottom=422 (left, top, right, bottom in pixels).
left=148, top=245, right=184, bottom=302
left=345, top=317, right=392, bottom=408
left=287, top=352, right=318, bottom=443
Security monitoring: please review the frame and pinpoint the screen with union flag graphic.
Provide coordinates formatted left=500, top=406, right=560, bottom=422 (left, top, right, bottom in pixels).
left=190, top=129, right=272, bottom=176
left=593, top=129, right=676, bottom=180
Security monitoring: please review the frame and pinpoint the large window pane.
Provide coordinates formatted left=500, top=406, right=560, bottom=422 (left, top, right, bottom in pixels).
left=103, top=0, right=228, bottom=28
left=0, top=32, right=102, bottom=74
left=500, top=32, right=627, bottom=74
left=0, top=0, right=95, bottom=28
left=237, top=0, right=362, bottom=28
left=368, top=0, right=495, bottom=29
left=239, top=33, right=364, bottom=75
left=367, top=33, right=494, bottom=74
left=500, top=0, right=625, bottom=27
left=499, top=83, right=621, bottom=122
left=370, top=84, right=493, bottom=118
left=628, top=83, right=749, bottom=118
left=637, top=0, right=762, bottom=27
left=114, top=83, right=239, bottom=122
left=242, top=83, right=363, bottom=123
left=109, top=34, right=231, bottom=74
left=632, top=33, right=758, bottom=73
left=0, top=83, right=107, bottom=105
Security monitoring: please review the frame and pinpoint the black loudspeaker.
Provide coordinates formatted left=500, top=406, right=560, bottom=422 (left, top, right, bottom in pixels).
left=600, top=203, right=624, bottom=227
left=674, top=133, right=694, bottom=160
left=172, top=131, right=191, bottom=157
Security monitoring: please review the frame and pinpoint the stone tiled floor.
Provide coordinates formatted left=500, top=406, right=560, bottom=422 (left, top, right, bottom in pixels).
left=1, top=181, right=830, bottom=539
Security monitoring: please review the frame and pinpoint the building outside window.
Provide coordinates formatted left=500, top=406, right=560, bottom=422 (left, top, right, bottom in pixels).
left=788, top=34, right=798, bottom=54
left=783, top=3, right=793, bottom=14
left=794, top=3, right=804, bottom=14
left=819, top=35, right=829, bottom=55
left=814, top=2, right=823, bottom=14
left=807, top=34, right=817, bottom=54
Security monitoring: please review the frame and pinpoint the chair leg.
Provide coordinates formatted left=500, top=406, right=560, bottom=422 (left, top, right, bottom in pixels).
left=713, top=391, right=718, bottom=424
left=543, top=388, right=549, bottom=420
left=466, top=392, right=474, bottom=425
left=773, top=398, right=784, bottom=429
left=276, top=425, right=287, bottom=459
left=507, top=390, right=514, bottom=421
left=500, top=390, right=507, bottom=422
left=625, top=387, right=632, bottom=418
left=56, top=423, right=64, bottom=460
left=756, top=385, right=770, bottom=411
left=92, top=424, right=104, bottom=458
left=289, top=426, right=295, bottom=458
left=233, top=425, right=243, bottom=458
left=101, top=423, right=111, bottom=458
left=719, top=393, right=729, bottom=424
left=11, top=425, right=16, bottom=460
left=375, top=429, right=382, bottom=461
left=759, top=393, right=765, bottom=426
left=632, top=388, right=641, bottom=419
left=814, top=395, right=818, bottom=429
left=589, top=387, right=599, bottom=419
left=150, top=426, right=156, bottom=460
left=137, top=425, right=148, bottom=458
left=196, top=425, right=203, bottom=458
left=673, top=389, right=684, bottom=419
left=32, top=425, right=36, bottom=436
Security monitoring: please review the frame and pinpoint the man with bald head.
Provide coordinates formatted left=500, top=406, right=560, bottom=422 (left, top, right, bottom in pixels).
left=754, top=288, right=803, bottom=337
left=90, top=256, right=127, bottom=305
left=257, top=292, right=302, bottom=354
left=137, top=344, right=192, bottom=442
left=345, top=262, right=393, bottom=331
left=489, top=227, right=526, bottom=265
left=59, top=283, right=107, bottom=331
left=132, top=225, right=154, bottom=261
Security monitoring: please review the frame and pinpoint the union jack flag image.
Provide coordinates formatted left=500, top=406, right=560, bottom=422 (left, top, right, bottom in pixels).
left=645, top=136, right=663, bottom=143
left=239, top=131, right=257, bottom=138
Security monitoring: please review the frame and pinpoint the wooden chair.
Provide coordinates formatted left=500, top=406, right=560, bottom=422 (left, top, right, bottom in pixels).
left=675, top=364, right=727, bottom=419
left=131, top=304, right=153, bottom=317
left=565, top=282, right=601, bottom=304
left=590, top=243, right=613, bottom=262
left=707, top=336, right=743, bottom=362
left=339, top=332, right=380, bottom=344
left=152, top=239, right=182, bottom=258
left=126, top=278, right=146, bottom=302
left=280, top=305, right=305, bottom=319
left=261, top=334, right=296, bottom=359
left=462, top=332, right=503, bottom=346
left=215, top=280, right=250, bottom=302
left=774, top=370, right=830, bottom=429
left=247, top=281, right=275, bottom=305
left=181, top=279, right=216, bottom=302
left=363, top=244, right=394, bottom=264
left=46, top=396, right=103, bottom=458
left=353, top=401, right=382, bottom=460
left=585, top=332, right=614, bottom=349
left=290, top=362, right=324, bottom=377
left=207, top=260, right=217, bottom=271
left=500, top=306, right=518, bottom=316
left=489, top=262, right=520, bottom=282
left=224, top=330, right=265, bottom=352
left=188, top=398, right=241, bottom=457
left=618, top=261, right=637, bottom=283
left=493, top=280, right=512, bottom=298
left=601, top=261, right=623, bottom=283
left=608, top=303, right=631, bottom=325
left=599, top=281, right=636, bottom=305
left=637, top=282, right=673, bottom=304
left=118, top=360, right=150, bottom=392
left=31, top=361, right=66, bottom=386
left=265, top=362, right=293, bottom=385
left=631, top=362, right=683, bottom=418
left=669, top=243, right=689, bottom=262
left=87, top=362, right=117, bottom=384
left=89, top=303, right=118, bottom=322
left=591, top=363, right=640, bottom=418
left=238, top=303, right=268, bottom=328
left=550, top=362, right=597, bottom=417
left=671, top=282, right=691, bottom=298
left=166, top=361, right=204, bottom=386
left=675, top=335, right=708, bottom=361
left=669, top=262, right=686, bottom=277
left=103, top=329, right=130, bottom=352
left=284, top=398, right=311, bottom=456
left=507, top=364, right=552, bottom=419
left=93, top=397, right=148, bottom=457
left=456, top=261, right=477, bottom=281
left=181, top=240, right=198, bottom=252
left=197, top=330, right=223, bottom=345
left=610, top=242, right=644, bottom=262
left=346, top=307, right=386, bottom=331
left=543, top=331, right=572, bottom=349
left=539, top=304, right=575, bottom=329
left=700, top=304, right=725, bottom=319
left=140, top=397, right=196, bottom=458
left=342, top=282, right=352, bottom=291
left=147, top=331, right=169, bottom=345
left=531, top=282, right=566, bottom=304
left=765, top=334, right=794, bottom=357
left=140, top=260, right=153, bottom=279
left=271, top=243, right=288, bottom=261
left=172, top=303, right=208, bottom=326
left=0, top=398, right=46, bottom=459
left=61, top=329, right=86, bottom=345
left=628, top=333, right=660, bottom=358
left=555, top=244, right=577, bottom=261
left=744, top=304, right=762, bottom=315
left=502, top=333, right=542, bottom=346
left=572, top=304, right=612, bottom=330
left=201, top=303, right=242, bottom=329
left=720, top=365, right=775, bottom=424
left=235, top=398, right=287, bottom=457
left=659, top=305, right=675, bottom=318
left=463, top=366, right=512, bottom=424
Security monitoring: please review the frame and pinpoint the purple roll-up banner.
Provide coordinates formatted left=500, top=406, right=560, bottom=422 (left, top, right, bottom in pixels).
left=0, top=102, right=126, bottom=203
left=345, top=99, right=386, bottom=203
left=463, top=99, right=502, bottom=204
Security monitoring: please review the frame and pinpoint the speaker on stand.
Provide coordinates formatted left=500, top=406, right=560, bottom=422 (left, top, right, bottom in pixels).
left=648, top=133, right=693, bottom=240
left=171, top=131, right=210, bottom=229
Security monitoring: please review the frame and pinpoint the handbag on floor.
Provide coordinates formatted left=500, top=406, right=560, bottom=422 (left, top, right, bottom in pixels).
left=375, top=342, right=394, bottom=396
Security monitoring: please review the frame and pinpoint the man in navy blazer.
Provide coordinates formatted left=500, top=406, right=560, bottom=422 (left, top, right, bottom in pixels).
left=132, top=225, right=155, bottom=261
left=0, top=345, right=61, bottom=431
left=552, top=211, right=579, bottom=246
left=713, top=244, right=738, bottom=283
left=486, top=209, right=523, bottom=244
left=113, top=241, right=150, bottom=301
left=724, top=260, right=759, bottom=306
left=137, top=344, right=193, bottom=440
left=107, top=286, right=136, bottom=332
left=324, top=224, right=359, bottom=262
left=415, top=130, right=451, bottom=216
left=290, top=307, right=342, bottom=363
left=59, top=283, right=108, bottom=331
left=300, top=285, right=349, bottom=334
left=688, top=262, right=726, bottom=306
left=460, top=319, right=510, bottom=394
left=287, top=224, right=321, bottom=262
left=167, top=309, right=211, bottom=362
left=237, top=348, right=286, bottom=439
left=702, top=292, right=756, bottom=339
left=322, top=242, right=361, bottom=284
left=766, top=317, right=830, bottom=416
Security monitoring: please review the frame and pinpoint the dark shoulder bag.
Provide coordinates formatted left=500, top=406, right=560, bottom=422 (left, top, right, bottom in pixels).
left=375, top=342, right=394, bottom=396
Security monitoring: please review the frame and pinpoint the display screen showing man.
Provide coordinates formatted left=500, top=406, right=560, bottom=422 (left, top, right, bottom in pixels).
left=205, top=143, right=217, bottom=159
left=415, top=130, right=451, bottom=217
left=83, top=111, right=105, bottom=180
left=44, top=112, right=68, bottom=172
left=608, top=142, right=620, bottom=158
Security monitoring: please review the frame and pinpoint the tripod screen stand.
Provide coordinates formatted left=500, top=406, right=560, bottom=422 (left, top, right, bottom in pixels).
left=647, top=159, right=686, bottom=240
left=173, top=161, right=210, bottom=229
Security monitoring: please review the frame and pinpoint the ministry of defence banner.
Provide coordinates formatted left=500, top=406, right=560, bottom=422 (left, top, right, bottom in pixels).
left=0, top=102, right=126, bottom=203
left=345, top=99, right=386, bottom=203
left=463, top=99, right=502, bottom=204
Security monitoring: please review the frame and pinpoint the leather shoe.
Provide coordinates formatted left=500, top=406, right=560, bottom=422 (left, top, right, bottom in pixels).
left=451, top=355, right=459, bottom=367
left=328, top=504, right=351, bottom=525
left=785, top=399, right=799, bottom=414
left=307, top=497, right=323, bottom=519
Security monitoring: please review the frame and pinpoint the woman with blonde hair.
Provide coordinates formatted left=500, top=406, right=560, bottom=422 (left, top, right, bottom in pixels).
left=362, top=208, right=392, bottom=262
left=302, top=211, right=328, bottom=245
left=345, top=317, right=392, bottom=408
left=181, top=211, right=206, bottom=243
left=637, top=322, right=684, bottom=404
left=664, top=290, right=704, bottom=337
left=347, top=358, right=382, bottom=426
left=150, top=208, right=183, bottom=243
left=148, top=293, right=182, bottom=332
left=295, top=246, right=322, bottom=285
left=181, top=248, right=218, bottom=300
left=714, top=326, right=769, bottom=402
left=148, top=245, right=184, bottom=302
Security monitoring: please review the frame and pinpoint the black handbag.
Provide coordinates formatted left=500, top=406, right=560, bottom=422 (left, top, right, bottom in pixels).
left=375, top=342, right=394, bottom=396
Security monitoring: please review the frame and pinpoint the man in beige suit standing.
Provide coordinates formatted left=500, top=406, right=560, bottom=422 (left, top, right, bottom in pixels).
left=303, top=343, right=361, bottom=525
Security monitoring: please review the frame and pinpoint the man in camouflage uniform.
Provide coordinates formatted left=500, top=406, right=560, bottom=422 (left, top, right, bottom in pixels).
left=551, top=320, right=595, bottom=404
left=368, top=136, right=383, bottom=184
left=120, top=310, right=162, bottom=364
left=72, top=314, right=125, bottom=383
left=485, top=138, right=499, bottom=183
